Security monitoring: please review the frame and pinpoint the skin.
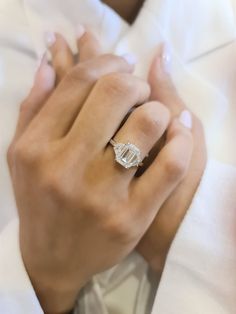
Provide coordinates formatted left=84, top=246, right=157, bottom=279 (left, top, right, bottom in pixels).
left=102, top=0, right=206, bottom=273
left=136, top=49, right=207, bottom=273
left=7, top=31, right=205, bottom=314
left=102, top=0, right=146, bottom=23
left=49, top=32, right=207, bottom=276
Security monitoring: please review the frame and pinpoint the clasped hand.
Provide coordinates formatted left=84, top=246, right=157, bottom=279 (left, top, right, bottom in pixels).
left=7, top=30, right=206, bottom=313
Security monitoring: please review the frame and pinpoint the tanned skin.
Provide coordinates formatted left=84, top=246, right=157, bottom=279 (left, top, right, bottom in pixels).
left=102, top=0, right=146, bottom=23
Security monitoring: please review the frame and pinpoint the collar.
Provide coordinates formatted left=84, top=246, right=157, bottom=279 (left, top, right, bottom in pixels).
left=23, top=0, right=236, bottom=62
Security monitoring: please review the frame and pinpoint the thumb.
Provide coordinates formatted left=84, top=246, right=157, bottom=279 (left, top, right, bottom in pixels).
left=148, top=44, right=185, bottom=116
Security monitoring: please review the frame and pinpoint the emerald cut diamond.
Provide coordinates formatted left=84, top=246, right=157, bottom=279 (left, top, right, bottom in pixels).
left=112, top=141, right=142, bottom=169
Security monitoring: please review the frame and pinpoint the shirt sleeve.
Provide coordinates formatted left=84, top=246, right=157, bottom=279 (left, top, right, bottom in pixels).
left=151, top=159, right=236, bottom=314
left=0, top=219, right=43, bottom=314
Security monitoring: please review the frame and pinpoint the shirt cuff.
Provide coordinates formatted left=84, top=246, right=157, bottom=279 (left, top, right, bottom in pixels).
left=151, top=159, right=236, bottom=314
left=0, top=219, right=43, bottom=314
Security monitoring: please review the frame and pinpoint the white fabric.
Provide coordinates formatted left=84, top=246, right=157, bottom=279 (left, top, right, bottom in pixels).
left=0, top=0, right=236, bottom=313
left=153, top=160, right=236, bottom=314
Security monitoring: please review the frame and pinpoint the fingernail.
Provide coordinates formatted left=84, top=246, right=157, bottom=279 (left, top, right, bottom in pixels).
left=160, top=43, right=171, bottom=73
left=36, top=52, right=47, bottom=69
left=44, top=31, right=56, bottom=47
left=34, top=53, right=48, bottom=84
left=179, top=110, right=192, bottom=129
left=121, top=53, right=137, bottom=65
left=76, top=24, right=85, bottom=39
left=33, top=59, right=55, bottom=90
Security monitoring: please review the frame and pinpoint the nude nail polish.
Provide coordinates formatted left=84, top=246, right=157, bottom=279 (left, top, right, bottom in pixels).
left=44, top=31, right=56, bottom=47
left=36, top=52, right=47, bottom=69
left=161, top=43, right=171, bottom=73
left=179, top=110, right=192, bottom=129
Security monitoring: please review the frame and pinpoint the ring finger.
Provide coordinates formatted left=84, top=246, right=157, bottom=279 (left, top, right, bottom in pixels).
left=105, top=101, right=170, bottom=180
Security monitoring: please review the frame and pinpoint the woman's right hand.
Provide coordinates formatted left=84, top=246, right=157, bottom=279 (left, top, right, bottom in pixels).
left=7, top=30, right=193, bottom=313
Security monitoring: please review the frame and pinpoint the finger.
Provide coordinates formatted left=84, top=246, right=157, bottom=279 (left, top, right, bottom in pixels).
left=69, top=73, right=151, bottom=150
left=104, top=101, right=170, bottom=179
left=28, top=54, right=135, bottom=139
left=132, top=110, right=193, bottom=219
left=149, top=44, right=206, bottom=162
left=46, top=32, right=74, bottom=83
left=14, top=55, right=55, bottom=141
left=148, top=44, right=185, bottom=116
left=77, top=28, right=103, bottom=62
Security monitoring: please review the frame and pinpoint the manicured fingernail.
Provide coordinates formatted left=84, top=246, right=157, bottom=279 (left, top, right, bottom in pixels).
left=34, top=53, right=48, bottom=83
left=179, top=110, right=192, bottom=129
left=161, top=43, right=171, bottom=73
left=44, top=31, right=56, bottom=47
left=36, top=52, right=47, bottom=69
left=33, top=59, right=55, bottom=90
left=121, top=53, right=137, bottom=65
left=76, top=24, right=85, bottom=39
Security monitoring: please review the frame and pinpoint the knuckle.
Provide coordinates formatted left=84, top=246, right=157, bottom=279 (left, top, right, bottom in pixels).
left=98, top=73, right=137, bottom=99
left=42, top=174, right=59, bottom=195
left=14, top=141, right=29, bottom=163
left=7, top=143, right=15, bottom=167
left=19, top=99, right=30, bottom=114
left=100, top=54, right=127, bottom=67
left=100, top=53, right=118, bottom=62
left=134, top=104, right=169, bottom=136
left=55, top=63, right=67, bottom=77
left=103, top=207, right=138, bottom=244
left=67, top=64, right=97, bottom=83
left=164, top=155, right=188, bottom=180
left=40, top=170, right=70, bottom=201
left=83, top=196, right=135, bottom=243
left=14, top=140, right=43, bottom=167
left=84, top=198, right=104, bottom=218
left=105, top=217, right=131, bottom=243
left=136, top=109, right=159, bottom=136
left=78, top=189, right=106, bottom=218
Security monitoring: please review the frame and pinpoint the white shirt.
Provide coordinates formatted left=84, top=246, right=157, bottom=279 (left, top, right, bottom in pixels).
left=0, top=0, right=236, bottom=313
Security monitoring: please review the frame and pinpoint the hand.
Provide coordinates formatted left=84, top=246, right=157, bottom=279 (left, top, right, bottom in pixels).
left=136, top=45, right=207, bottom=277
left=41, top=33, right=204, bottom=281
left=7, top=32, right=193, bottom=313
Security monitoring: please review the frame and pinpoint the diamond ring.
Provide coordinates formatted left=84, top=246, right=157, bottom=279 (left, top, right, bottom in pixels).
left=109, top=139, right=143, bottom=169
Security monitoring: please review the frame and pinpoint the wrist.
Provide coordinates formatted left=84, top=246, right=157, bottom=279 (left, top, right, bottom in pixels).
left=36, top=284, right=78, bottom=314
left=20, top=253, right=83, bottom=313
left=19, top=230, right=87, bottom=313
left=137, top=241, right=166, bottom=277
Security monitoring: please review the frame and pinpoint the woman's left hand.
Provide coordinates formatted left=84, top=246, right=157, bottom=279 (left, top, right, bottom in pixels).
left=29, top=31, right=206, bottom=278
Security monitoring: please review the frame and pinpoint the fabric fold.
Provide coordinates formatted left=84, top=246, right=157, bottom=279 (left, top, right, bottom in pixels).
left=152, top=160, right=236, bottom=314
left=0, top=0, right=236, bottom=313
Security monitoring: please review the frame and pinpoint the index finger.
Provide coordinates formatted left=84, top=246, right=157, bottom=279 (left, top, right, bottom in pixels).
left=148, top=44, right=185, bottom=116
